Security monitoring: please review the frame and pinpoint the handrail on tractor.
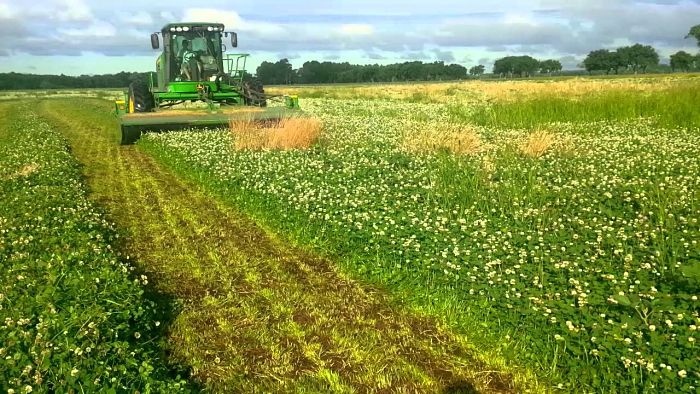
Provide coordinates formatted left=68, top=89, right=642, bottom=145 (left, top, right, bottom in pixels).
left=225, top=54, right=249, bottom=84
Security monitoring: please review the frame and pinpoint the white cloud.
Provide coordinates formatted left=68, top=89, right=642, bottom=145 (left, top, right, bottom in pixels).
left=54, top=0, right=94, bottom=22
left=1, top=0, right=699, bottom=74
left=182, top=8, right=243, bottom=27
left=0, top=2, right=18, bottom=19
left=160, top=11, right=176, bottom=22
left=182, top=8, right=286, bottom=36
left=503, top=13, right=538, bottom=25
left=59, top=20, right=116, bottom=37
left=120, top=11, right=153, bottom=26
left=339, top=24, right=374, bottom=35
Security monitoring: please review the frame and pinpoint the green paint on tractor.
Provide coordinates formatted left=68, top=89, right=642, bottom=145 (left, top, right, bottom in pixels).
left=115, top=22, right=300, bottom=145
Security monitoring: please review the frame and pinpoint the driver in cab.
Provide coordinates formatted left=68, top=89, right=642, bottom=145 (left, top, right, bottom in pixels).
left=178, top=39, right=198, bottom=80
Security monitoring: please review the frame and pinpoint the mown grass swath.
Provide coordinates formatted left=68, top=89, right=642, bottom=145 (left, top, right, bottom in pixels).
left=139, top=77, right=700, bottom=393
left=0, top=105, right=188, bottom=392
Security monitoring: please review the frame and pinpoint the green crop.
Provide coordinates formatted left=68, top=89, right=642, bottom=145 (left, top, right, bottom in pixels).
left=140, top=90, right=700, bottom=392
left=0, top=106, right=189, bottom=393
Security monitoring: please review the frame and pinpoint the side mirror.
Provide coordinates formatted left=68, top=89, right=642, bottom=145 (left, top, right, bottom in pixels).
left=150, top=33, right=159, bottom=49
left=230, top=32, right=238, bottom=48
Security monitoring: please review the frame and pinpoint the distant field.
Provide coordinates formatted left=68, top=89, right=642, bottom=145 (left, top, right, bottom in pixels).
left=0, top=88, right=123, bottom=101
left=1, top=74, right=698, bottom=392
left=268, top=72, right=700, bottom=102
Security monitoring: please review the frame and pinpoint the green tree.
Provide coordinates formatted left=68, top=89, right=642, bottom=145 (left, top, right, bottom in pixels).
left=686, top=24, right=700, bottom=47
left=493, top=56, right=540, bottom=77
left=583, top=49, right=620, bottom=74
left=256, top=58, right=294, bottom=85
left=539, top=59, right=562, bottom=75
left=493, top=57, right=512, bottom=76
left=670, top=50, right=695, bottom=72
left=469, top=65, right=485, bottom=77
left=617, top=44, right=659, bottom=73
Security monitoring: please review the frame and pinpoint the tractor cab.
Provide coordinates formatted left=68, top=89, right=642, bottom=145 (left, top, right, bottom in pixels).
left=150, top=23, right=239, bottom=88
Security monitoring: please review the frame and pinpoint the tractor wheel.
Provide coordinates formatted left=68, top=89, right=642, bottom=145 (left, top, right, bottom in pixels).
left=242, top=78, right=267, bottom=107
left=128, top=81, right=155, bottom=113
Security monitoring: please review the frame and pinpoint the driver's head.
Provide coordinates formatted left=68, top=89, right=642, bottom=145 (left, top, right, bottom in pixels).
left=182, top=40, right=191, bottom=49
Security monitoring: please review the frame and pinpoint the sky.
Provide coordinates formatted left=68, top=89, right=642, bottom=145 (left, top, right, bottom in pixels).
left=0, top=0, right=699, bottom=75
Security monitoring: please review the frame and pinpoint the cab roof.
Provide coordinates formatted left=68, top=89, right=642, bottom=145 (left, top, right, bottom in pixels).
left=161, top=22, right=226, bottom=32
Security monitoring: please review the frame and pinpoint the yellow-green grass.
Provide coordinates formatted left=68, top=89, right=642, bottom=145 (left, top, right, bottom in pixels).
left=465, top=84, right=700, bottom=129
left=268, top=73, right=700, bottom=105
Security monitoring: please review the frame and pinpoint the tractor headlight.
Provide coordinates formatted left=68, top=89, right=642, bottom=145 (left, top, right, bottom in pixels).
left=176, top=27, right=183, bottom=32
left=182, top=26, right=190, bottom=31
left=170, top=27, right=176, bottom=32
left=207, top=26, right=213, bottom=31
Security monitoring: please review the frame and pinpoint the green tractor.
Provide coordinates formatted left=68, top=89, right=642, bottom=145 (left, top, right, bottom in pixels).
left=115, top=22, right=299, bottom=144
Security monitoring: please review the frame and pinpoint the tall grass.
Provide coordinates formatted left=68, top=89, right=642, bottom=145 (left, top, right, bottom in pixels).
left=467, top=85, right=700, bottom=129
left=230, top=117, right=323, bottom=150
left=400, top=125, right=484, bottom=155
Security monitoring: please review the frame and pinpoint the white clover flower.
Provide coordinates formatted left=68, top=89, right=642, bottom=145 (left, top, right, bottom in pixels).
left=134, top=332, right=141, bottom=339
left=678, top=370, right=687, bottom=378
left=71, top=368, right=79, bottom=377
left=649, top=325, right=656, bottom=332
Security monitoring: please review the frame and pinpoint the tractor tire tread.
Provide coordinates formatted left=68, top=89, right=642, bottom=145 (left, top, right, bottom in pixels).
left=129, top=81, right=155, bottom=113
left=243, top=78, right=267, bottom=108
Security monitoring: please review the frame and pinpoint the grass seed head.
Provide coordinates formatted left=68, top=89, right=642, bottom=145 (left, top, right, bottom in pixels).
left=402, top=125, right=485, bottom=155
left=520, top=129, right=557, bottom=158
left=230, top=117, right=323, bottom=151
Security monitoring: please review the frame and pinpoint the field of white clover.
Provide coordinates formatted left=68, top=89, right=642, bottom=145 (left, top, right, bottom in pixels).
left=141, top=97, right=700, bottom=392
left=0, top=110, right=187, bottom=392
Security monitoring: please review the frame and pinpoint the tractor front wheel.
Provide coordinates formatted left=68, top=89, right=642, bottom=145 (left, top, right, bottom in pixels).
left=128, top=81, right=155, bottom=113
left=242, top=78, right=267, bottom=107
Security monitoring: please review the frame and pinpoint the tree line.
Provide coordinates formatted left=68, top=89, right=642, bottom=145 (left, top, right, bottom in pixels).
left=256, top=59, right=470, bottom=84
left=582, top=25, right=700, bottom=74
left=491, top=56, right=562, bottom=77
left=0, top=71, right=153, bottom=90
left=255, top=56, right=568, bottom=84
